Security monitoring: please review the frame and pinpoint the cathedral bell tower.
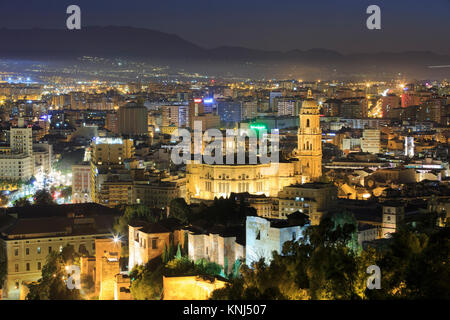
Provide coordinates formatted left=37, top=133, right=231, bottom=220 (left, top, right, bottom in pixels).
left=297, top=89, right=322, bottom=181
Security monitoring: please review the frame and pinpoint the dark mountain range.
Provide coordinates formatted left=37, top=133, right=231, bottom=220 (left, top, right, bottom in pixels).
left=0, top=26, right=448, bottom=79
left=0, top=26, right=448, bottom=63
left=0, top=26, right=206, bottom=60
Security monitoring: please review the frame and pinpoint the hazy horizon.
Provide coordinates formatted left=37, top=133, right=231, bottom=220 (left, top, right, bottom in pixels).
left=1, top=0, right=449, bottom=55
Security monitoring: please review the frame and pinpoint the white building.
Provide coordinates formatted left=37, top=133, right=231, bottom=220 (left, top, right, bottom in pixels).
left=361, top=129, right=380, bottom=154
left=187, top=229, right=245, bottom=274
left=33, top=143, right=53, bottom=176
left=404, top=137, right=414, bottom=157
left=10, top=121, right=33, bottom=156
left=381, top=203, right=405, bottom=238
left=245, top=215, right=309, bottom=267
left=0, top=120, right=35, bottom=181
left=357, top=223, right=381, bottom=247
left=0, top=155, right=34, bottom=181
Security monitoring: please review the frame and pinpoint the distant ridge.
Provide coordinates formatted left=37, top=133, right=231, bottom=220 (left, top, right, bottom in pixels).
left=0, top=26, right=449, bottom=75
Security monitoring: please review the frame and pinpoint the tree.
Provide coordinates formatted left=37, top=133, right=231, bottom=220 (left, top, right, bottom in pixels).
left=114, top=204, right=163, bottom=236
left=0, top=260, right=6, bottom=289
left=33, top=189, right=55, bottom=206
left=14, top=196, right=31, bottom=207
left=80, top=274, right=95, bottom=296
left=0, top=193, right=8, bottom=206
left=175, top=244, right=182, bottom=260
left=60, top=186, right=72, bottom=199
left=130, top=260, right=164, bottom=300
left=211, top=259, right=289, bottom=300
left=367, top=227, right=450, bottom=300
left=190, top=196, right=256, bottom=227
left=168, top=198, right=191, bottom=223
left=26, top=247, right=82, bottom=300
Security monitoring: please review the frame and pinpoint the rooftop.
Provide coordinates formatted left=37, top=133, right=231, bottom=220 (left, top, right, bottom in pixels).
left=0, top=203, right=121, bottom=240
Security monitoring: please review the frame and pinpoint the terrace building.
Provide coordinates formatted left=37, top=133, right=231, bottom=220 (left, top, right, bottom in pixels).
left=0, top=203, right=121, bottom=299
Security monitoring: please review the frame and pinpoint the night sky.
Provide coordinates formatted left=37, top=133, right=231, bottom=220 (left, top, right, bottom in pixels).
left=1, top=0, right=449, bottom=54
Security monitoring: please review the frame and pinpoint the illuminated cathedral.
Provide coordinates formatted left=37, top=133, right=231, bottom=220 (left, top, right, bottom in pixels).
left=186, top=89, right=322, bottom=202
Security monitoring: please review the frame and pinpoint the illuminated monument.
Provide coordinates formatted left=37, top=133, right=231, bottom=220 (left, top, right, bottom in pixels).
left=186, top=89, right=322, bottom=202
left=295, top=89, right=322, bottom=181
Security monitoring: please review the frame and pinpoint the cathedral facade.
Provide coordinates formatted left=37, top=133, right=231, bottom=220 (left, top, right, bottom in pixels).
left=186, top=89, right=322, bottom=202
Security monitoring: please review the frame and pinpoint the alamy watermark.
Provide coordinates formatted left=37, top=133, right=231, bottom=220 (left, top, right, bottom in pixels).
left=366, top=265, right=381, bottom=289
left=170, top=121, right=280, bottom=167
left=65, top=265, right=81, bottom=290
left=65, top=5, right=381, bottom=31
left=66, top=5, right=81, bottom=30
left=366, top=5, right=381, bottom=30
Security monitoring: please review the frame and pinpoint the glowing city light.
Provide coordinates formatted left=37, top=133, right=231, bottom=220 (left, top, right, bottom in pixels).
left=249, top=124, right=268, bottom=130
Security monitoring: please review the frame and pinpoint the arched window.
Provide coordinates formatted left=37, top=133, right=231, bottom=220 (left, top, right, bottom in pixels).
left=306, top=119, right=310, bottom=127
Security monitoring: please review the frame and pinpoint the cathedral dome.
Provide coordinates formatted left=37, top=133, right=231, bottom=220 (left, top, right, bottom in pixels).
left=301, top=89, right=319, bottom=114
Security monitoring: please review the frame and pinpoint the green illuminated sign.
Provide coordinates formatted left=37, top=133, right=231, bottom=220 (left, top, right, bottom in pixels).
left=249, top=123, right=267, bottom=130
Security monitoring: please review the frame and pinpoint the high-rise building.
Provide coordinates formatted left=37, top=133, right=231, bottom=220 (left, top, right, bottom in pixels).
left=105, top=112, right=119, bottom=134
left=162, top=104, right=188, bottom=127
left=380, top=94, right=400, bottom=117
left=33, top=143, right=52, bottom=176
left=118, top=102, right=148, bottom=136
left=322, top=99, right=342, bottom=117
left=269, top=91, right=282, bottom=110
left=242, top=100, right=258, bottom=120
left=217, top=100, right=242, bottom=123
left=188, top=99, right=204, bottom=128
left=72, top=163, right=92, bottom=203
left=90, top=137, right=134, bottom=203
left=189, top=113, right=221, bottom=130
left=276, top=97, right=301, bottom=117
left=341, top=101, right=365, bottom=118
left=0, top=119, right=34, bottom=181
left=10, top=118, right=33, bottom=156
left=91, top=137, right=134, bottom=165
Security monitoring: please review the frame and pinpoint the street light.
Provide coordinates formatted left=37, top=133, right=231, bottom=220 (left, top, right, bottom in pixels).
left=112, top=235, right=121, bottom=244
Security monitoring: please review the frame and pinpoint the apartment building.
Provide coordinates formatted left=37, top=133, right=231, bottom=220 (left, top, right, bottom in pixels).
left=278, top=182, right=338, bottom=225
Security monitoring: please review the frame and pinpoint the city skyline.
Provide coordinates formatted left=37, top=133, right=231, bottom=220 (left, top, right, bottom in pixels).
left=0, top=0, right=448, bottom=305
